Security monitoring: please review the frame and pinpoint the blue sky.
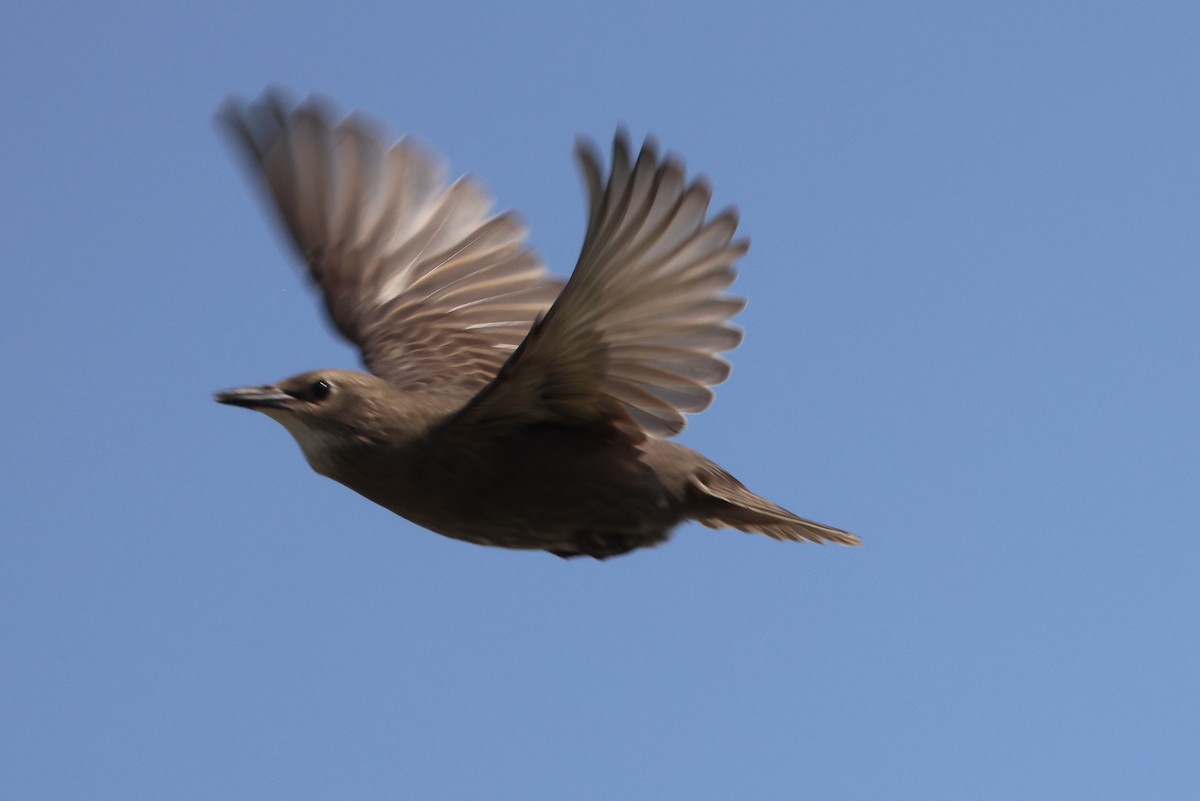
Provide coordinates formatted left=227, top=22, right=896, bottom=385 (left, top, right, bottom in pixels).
left=3, top=2, right=1197, bottom=799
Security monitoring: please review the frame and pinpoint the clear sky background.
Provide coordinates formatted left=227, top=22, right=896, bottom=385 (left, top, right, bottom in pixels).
left=3, top=2, right=1197, bottom=799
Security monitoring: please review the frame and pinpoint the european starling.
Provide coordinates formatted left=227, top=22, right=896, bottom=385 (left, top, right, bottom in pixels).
left=215, top=91, right=859, bottom=559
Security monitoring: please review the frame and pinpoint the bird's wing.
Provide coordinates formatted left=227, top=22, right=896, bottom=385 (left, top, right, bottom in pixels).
left=448, top=132, right=747, bottom=441
left=218, top=90, right=563, bottom=395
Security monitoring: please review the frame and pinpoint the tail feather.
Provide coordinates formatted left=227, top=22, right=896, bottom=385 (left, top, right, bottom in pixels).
left=688, top=464, right=861, bottom=546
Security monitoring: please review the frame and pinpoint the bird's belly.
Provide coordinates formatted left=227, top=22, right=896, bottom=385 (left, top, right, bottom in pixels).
left=418, top=478, right=676, bottom=553
left=380, top=432, right=685, bottom=555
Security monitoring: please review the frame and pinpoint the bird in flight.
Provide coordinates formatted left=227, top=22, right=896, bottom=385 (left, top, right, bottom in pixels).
left=215, top=90, right=859, bottom=559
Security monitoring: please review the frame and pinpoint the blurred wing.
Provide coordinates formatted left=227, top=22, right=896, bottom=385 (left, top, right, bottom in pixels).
left=218, top=90, right=563, bottom=394
left=451, top=131, right=747, bottom=440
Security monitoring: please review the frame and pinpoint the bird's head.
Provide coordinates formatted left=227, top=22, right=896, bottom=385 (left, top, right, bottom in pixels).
left=214, top=369, right=406, bottom=472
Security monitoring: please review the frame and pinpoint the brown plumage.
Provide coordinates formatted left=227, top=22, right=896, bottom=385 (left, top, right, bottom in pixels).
left=214, top=90, right=859, bottom=559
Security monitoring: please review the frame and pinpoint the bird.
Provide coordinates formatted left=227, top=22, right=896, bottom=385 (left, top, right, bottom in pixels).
left=214, top=90, right=860, bottom=559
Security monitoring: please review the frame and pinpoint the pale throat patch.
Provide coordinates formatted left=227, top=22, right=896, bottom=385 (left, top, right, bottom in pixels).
left=268, top=412, right=344, bottom=471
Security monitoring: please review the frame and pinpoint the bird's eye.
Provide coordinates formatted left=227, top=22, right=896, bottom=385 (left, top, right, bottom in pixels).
left=308, top=379, right=331, bottom=401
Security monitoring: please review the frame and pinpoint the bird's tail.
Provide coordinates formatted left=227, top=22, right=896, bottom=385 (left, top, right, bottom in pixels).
left=688, top=464, right=861, bottom=546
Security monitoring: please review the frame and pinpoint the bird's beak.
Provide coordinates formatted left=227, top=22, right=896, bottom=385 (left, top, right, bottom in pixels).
left=214, top=385, right=294, bottom=411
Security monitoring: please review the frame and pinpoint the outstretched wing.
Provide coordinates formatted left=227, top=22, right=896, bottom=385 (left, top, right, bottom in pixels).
left=450, top=132, right=748, bottom=440
left=218, top=90, right=563, bottom=395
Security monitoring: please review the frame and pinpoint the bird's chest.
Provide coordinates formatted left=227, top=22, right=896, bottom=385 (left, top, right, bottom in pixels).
left=321, top=428, right=676, bottom=551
